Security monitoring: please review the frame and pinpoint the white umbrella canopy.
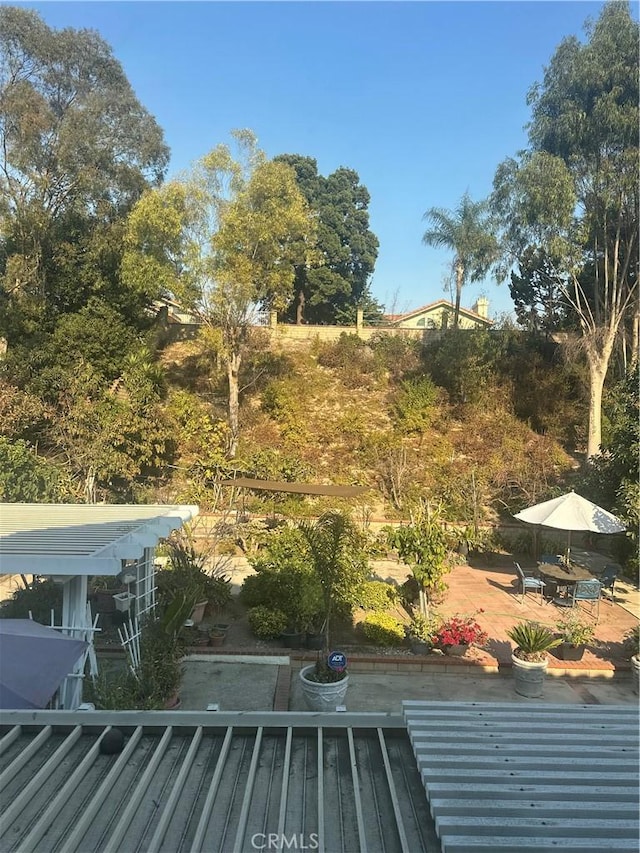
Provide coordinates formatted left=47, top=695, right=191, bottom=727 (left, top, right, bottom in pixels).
left=514, top=491, right=626, bottom=559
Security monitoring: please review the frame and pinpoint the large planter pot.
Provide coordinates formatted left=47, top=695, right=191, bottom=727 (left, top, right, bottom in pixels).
left=306, top=632, right=324, bottom=650
left=209, top=631, right=226, bottom=647
left=410, top=640, right=432, bottom=656
left=442, top=643, right=468, bottom=657
left=281, top=631, right=305, bottom=649
left=511, top=652, right=548, bottom=698
left=94, top=590, right=118, bottom=612
left=299, top=664, right=349, bottom=711
left=190, top=601, right=208, bottom=624
left=557, top=642, right=585, bottom=661
left=631, top=655, right=640, bottom=696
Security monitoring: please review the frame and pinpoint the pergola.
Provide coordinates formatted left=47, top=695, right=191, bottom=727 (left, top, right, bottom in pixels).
left=0, top=503, right=198, bottom=708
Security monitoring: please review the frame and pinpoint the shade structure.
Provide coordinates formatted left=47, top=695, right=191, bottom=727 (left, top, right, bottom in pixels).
left=514, top=491, right=626, bottom=558
left=0, top=619, right=88, bottom=709
left=219, top=477, right=369, bottom=497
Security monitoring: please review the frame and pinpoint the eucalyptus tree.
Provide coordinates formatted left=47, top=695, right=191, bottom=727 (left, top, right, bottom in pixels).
left=422, top=193, right=498, bottom=329
left=0, top=5, right=168, bottom=339
left=492, top=2, right=639, bottom=457
left=123, top=131, right=318, bottom=457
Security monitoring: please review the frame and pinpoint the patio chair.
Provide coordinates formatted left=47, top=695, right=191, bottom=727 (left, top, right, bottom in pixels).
left=599, top=566, right=618, bottom=602
left=554, top=579, right=602, bottom=623
left=514, top=561, right=546, bottom=604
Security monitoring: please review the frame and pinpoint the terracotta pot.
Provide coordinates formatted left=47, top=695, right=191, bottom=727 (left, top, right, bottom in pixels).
left=164, top=691, right=181, bottom=710
left=209, top=632, right=225, bottom=647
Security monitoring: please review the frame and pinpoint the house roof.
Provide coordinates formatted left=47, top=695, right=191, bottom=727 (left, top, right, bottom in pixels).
left=385, top=299, right=492, bottom=325
left=1, top=701, right=636, bottom=853
left=0, top=503, right=198, bottom=576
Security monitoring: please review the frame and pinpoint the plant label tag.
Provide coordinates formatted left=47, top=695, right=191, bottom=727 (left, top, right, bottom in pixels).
left=327, top=651, right=347, bottom=672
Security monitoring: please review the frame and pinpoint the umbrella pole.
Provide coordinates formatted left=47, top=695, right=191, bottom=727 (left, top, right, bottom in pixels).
left=566, top=530, right=572, bottom=564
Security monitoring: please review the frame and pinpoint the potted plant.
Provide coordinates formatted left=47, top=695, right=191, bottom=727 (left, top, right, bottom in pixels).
left=507, top=620, right=561, bottom=698
left=208, top=627, right=226, bottom=647
left=298, top=511, right=368, bottom=710
left=299, top=654, right=350, bottom=711
left=555, top=612, right=595, bottom=660
left=159, top=533, right=232, bottom=625
left=433, top=612, right=488, bottom=656
left=406, top=612, right=439, bottom=655
left=625, top=625, right=639, bottom=695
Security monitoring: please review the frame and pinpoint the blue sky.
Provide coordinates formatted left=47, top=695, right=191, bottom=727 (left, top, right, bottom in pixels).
left=26, top=1, right=610, bottom=319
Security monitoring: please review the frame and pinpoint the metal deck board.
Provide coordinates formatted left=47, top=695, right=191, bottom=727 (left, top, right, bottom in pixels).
left=404, top=700, right=640, bottom=853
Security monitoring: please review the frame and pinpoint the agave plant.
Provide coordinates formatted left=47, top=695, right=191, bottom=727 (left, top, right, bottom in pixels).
left=507, top=621, right=561, bottom=662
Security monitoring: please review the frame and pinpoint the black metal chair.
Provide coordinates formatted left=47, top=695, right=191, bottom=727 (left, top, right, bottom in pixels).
left=514, top=561, right=546, bottom=604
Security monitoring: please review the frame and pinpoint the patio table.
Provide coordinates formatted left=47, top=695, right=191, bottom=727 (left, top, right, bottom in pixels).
left=568, top=549, right=621, bottom=576
left=537, top=561, right=596, bottom=600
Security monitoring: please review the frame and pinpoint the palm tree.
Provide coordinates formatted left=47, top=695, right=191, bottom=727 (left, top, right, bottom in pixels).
left=422, top=193, right=498, bottom=329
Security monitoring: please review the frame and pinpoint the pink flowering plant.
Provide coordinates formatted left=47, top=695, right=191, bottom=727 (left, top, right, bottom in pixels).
left=433, top=611, right=488, bottom=648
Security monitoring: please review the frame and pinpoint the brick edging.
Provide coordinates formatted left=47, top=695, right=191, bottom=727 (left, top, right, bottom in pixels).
left=95, top=643, right=632, bottom=678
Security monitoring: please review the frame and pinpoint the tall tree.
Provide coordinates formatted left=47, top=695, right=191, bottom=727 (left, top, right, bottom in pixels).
left=0, top=5, right=168, bottom=338
left=422, top=192, right=498, bottom=329
left=274, top=155, right=380, bottom=325
left=492, top=2, right=639, bottom=457
left=123, top=131, right=318, bottom=457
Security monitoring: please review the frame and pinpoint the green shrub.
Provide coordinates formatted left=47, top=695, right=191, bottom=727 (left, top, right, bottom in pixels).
left=317, top=334, right=372, bottom=372
left=0, top=578, right=63, bottom=624
left=156, top=534, right=232, bottom=612
left=357, top=580, right=398, bottom=611
left=361, top=612, right=406, bottom=646
left=242, top=527, right=323, bottom=631
left=247, top=606, right=288, bottom=639
left=392, top=376, right=439, bottom=433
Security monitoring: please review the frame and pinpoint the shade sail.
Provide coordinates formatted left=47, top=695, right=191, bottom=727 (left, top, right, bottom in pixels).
left=514, top=491, right=626, bottom=534
left=0, top=620, right=88, bottom=709
left=220, top=477, right=369, bottom=497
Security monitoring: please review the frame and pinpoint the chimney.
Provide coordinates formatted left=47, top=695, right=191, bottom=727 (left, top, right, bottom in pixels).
left=473, top=296, right=489, bottom=319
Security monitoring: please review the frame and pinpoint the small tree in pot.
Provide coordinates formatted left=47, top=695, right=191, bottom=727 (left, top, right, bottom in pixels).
left=298, top=511, right=368, bottom=703
left=388, top=504, right=449, bottom=619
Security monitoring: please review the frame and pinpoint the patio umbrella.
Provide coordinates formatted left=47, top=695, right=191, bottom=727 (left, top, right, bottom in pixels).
left=514, top=491, right=626, bottom=559
left=0, top=619, right=87, bottom=709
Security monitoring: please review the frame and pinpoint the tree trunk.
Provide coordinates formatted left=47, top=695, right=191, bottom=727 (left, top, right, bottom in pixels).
left=586, top=356, right=607, bottom=459
left=453, top=262, right=464, bottom=329
left=226, top=350, right=242, bottom=458
left=296, top=289, right=305, bottom=325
